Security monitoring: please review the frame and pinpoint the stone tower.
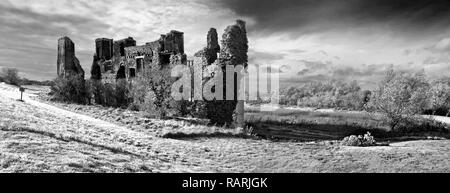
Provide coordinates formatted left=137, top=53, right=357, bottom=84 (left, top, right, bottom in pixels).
left=57, top=37, right=84, bottom=78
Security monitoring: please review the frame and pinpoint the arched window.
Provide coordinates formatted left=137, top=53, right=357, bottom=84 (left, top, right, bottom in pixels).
left=116, top=65, right=126, bottom=79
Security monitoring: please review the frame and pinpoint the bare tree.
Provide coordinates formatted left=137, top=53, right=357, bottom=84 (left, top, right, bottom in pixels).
left=1, top=68, right=21, bottom=86
left=428, top=81, right=450, bottom=116
left=368, top=70, right=429, bottom=130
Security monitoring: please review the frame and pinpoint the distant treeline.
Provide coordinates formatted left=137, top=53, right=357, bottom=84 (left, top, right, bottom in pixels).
left=269, top=69, right=450, bottom=117
left=0, top=68, right=54, bottom=86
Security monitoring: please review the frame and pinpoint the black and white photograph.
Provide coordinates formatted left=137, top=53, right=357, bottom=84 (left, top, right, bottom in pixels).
left=0, top=0, right=449, bottom=188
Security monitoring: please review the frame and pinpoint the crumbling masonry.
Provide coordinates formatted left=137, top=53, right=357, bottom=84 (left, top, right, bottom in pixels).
left=57, top=20, right=248, bottom=126
left=90, top=30, right=185, bottom=83
left=57, top=37, right=85, bottom=79
left=193, top=20, right=248, bottom=125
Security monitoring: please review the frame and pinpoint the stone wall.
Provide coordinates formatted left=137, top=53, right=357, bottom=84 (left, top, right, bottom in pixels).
left=57, top=36, right=84, bottom=79
left=124, top=44, right=154, bottom=78
left=83, top=20, right=247, bottom=126
left=193, top=21, right=248, bottom=125
left=90, top=55, right=101, bottom=80
left=95, top=38, right=113, bottom=60
left=113, top=37, right=136, bottom=58
left=160, top=30, right=184, bottom=54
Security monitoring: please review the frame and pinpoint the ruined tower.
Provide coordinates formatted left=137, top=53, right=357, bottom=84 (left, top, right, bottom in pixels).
left=160, top=30, right=184, bottom=54
left=95, top=38, right=113, bottom=60
left=57, top=37, right=84, bottom=78
left=194, top=20, right=248, bottom=126
left=207, top=28, right=220, bottom=64
left=90, top=54, right=101, bottom=80
left=220, top=20, right=248, bottom=128
left=113, top=37, right=136, bottom=58
left=218, top=20, right=248, bottom=68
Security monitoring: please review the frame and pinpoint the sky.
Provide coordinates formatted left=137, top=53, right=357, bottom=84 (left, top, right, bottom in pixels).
left=1, top=0, right=450, bottom=89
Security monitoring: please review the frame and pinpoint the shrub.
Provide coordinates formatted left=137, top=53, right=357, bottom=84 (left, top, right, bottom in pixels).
left=86, top=79, right=130, bottom=108
left=86, top=79, right=103, bottom=105
left=206, top=100, right=237, bottom=126
left=395, top=117, right=449, bottom=134
left=427, top=81, right=450, bottom=116
left=129, top=69, right=179, bottom=118
left=1, top=68, right=21, bottom=86
left=367, top=69, right=429, bottom=130
left=101, top=83, right=117, bottom=107
left=50, top=75, right=88, bottom=104
left=341, top=132, right=377, bottom=147
left=280, top=80, right=366, bottom=110
left=114, top=79, right=130, bottom=108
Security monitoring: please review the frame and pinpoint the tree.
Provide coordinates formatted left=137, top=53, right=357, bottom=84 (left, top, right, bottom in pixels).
left=368, top=70, right=429, bottom=130
left=1, top=68, right=21, bottom=86
left=428, top=81, right=450, bottom=116
left=50, top=75, right=88, bottom=104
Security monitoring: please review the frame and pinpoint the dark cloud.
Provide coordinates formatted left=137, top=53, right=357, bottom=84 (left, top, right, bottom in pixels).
left=0, top=4, right=111, bottom=80
left=318, top=50, right=328, bottom=56
left=292, top=60, right=394, bottom=88
left=424, top=37, right=450, bottom=54
left=421, top=37, right=450, bottom=67
left=252, top=64, right=284, bottom=73
left=248, top=50, right=286, bottom=64
left=403, top=49, right=412, bottom=56
left=297, top=69, right=310, bottom=76
left=331, top=64, right=392, bottom=78
left=298, top=60, right=330, bottom=70
left=280, top=65, right=291, bottom=71
left=423, top=56, right=450, bottom=65
left=214, top=0, right=450, bottom=37
left=285, top=49, right=307, bottom=54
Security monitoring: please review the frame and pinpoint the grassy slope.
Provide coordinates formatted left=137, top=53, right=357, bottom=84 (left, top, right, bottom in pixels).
left=1, top=84, right=449, bottom=173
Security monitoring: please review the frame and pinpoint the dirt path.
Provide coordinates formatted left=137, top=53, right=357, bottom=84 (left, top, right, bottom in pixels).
left=0, top=83, right=213, bottom=172
left=0, top=83, right=129, bottom=133
left=1, top=82, right=449, bottom=173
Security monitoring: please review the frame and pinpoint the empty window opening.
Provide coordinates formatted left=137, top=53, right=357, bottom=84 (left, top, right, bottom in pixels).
left=116, top=66, right=126, bottom=79
left=129, top=68, right=136, bottom=78
left=120, top=43, right=125, bottom=56
left=160, top=54, right=170, bottom=64
left=136, top=57, right=144, bottom=73
left=104, top=63, right=113, bottom=72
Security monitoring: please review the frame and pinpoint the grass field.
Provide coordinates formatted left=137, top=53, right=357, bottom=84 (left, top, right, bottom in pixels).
left=245, top=106, right=450, bottom=142
left=1, top=83, right=449, bottom=173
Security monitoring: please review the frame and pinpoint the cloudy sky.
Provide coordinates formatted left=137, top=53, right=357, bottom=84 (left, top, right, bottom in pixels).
left=1, top=0, right=450, bottom=88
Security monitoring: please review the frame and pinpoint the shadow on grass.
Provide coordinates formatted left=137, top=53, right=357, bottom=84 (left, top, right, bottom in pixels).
left=160, top=116, right=449, bottom=142
left=158, top=131, right=256, bottom=140
left=246, top=118, right=450, bottom=143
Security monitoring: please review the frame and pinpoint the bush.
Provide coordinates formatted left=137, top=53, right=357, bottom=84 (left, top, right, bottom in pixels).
left=50, top=75, right=88, bottom=104
left=206, top=100, right=237, bottom=126
left=395, top=118, right=449, bottom=134
left=1, top=68, right=21, bottom=86
left=341, top=132, right=376, bottom=147
left=115, top=79, right=130, bottom=108
left=280, top=80, right=366, bottom=110
left=129, top=69, right=179, bottom=118
left=86, top=79, right=103, bottom=105
left=367, top=69, right=429, bottom=130
left=86, top=79, right=131, bottom=108
left=427, top=80, right=450, bottom=116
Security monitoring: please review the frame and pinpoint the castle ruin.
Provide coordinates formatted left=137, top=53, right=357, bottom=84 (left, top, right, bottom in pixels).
left=57, top=20, right=248, bottom=126
left=90, top=30, right=185, bottom=83
left=57, top=37, right=85, bottom=79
